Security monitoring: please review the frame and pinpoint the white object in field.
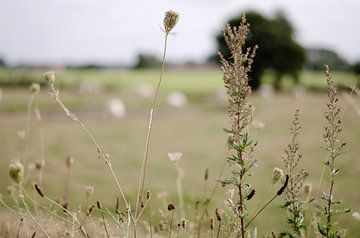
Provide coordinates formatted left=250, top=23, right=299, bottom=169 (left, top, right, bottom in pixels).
left=293, top=86, right=306, bottom=99
left=166, top=91, right=187, bottom=108
left=134, top=83, right=154, bottom=98
left=259, top=84, right=273, bottom=99
left=77, top=82, right=103, bottom=94
left=352, top=212, right=360, bottom=221
left=106, top=98, right=126, bottom=119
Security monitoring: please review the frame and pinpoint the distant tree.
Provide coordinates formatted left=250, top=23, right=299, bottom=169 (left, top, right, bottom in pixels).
left=134, top=53, right=161, bottom=69
left=305, top=48, right=350, bottom=71
left=212, top=11, right=306, bottom=91
left=353, top=61, right=360, bottom=75
left=0, top=57, right=6, bottom=67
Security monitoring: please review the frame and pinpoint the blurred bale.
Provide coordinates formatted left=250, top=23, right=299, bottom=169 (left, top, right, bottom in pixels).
left=166, top=91, right=187, bottom=108
left=105, top=98, right=126, bottom=119
left=134, top=83, right=154, bottom=98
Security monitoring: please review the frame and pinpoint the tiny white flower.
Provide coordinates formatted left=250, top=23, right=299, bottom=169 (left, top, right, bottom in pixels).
left=168, top=152, right=183, bottom=162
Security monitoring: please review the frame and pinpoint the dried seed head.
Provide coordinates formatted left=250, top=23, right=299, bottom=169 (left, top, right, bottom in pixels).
left=215, top=208, right=222, bottom=222
left=210, top=217, right=214, bottom=230
left=44, top=71, right=55, bottom=84
left=146, top=190, right=152, bottom=200
left=168, top=203, right=175, bottom=211
left=34, top=184, right=44, bottom=197
left=163, top=10, right=179, bottom=34
left=30, top=83, right=41, bottom=94
left=96, top=200, right=102, bottom=209
left=35, top=160, right=44, bottom=170
left=204, top=168, right=209, bottom=181
left=84, top=186, right=94, bottom=199
left=66, top=156, right=74, bottom=169
left=272, top=167, right=284, bottom=185
left=304, top=183, right=312, bottom=197
left=8, top=159, right=24, bottom=184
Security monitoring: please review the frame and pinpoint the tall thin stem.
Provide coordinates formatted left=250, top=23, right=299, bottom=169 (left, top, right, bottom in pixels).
left=135, top=33, right=169, bottom=217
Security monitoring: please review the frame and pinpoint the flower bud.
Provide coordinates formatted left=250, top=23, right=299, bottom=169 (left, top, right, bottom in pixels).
left=167, top=203, right=175, bottom=211
left=163, top=10, right=179, bottom=34
left=30, top=83, right=41, bottom=94
left=9, top=159, right=24, bottom=184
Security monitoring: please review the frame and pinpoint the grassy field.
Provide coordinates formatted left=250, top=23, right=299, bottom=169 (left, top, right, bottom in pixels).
left=0, top=69, right=359, bottom=236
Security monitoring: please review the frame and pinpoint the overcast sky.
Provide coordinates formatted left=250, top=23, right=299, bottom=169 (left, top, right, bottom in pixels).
left=0, top=0, right=359, bottom=66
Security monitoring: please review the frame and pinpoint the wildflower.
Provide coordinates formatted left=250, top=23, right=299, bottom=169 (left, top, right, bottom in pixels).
left=44, top=71, right=55, bottom=84
left=168, top=152, right=182, bottom=163
left=272, top=167, right=284, bottom=185
left=163, top=10, right=179, bottom=34
left=30, top=83, right=40, bottom=94
left=8, top=159, right=24, bottom=184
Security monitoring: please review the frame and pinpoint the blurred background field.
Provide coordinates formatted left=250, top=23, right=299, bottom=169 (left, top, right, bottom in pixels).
left=1, top=0, right=360, bottom=236
left=0, top=68, right=359, bottom=236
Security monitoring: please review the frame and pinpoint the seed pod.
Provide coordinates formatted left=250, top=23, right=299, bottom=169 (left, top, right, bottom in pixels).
left=246, top=189, right=255, bottom=200
left=87, top=204, right=95, bottom=216
left=168, top=203, right=175, bottom=211
left=215, top=208, right=222, bottom=222
left=204, top=168, right=209, bottom=181
left=115, top=197, right=120, bottom=214
left=146, top=190, right=152, bottom=200
left=277, top=174, right=289, bottom=196
left=34, top=184, right=44, bottom=197
left=181, top=219, right=186, bottom=228
left=210, top=217, right=214, bottom=230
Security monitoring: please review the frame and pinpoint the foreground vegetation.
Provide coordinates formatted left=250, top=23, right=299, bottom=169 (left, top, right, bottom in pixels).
left=0, top=12, right=359, bottom=238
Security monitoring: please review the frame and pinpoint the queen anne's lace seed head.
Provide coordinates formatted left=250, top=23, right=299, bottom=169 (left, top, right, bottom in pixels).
left=163, top=10, right=179, bottom=34
left=9, top=159, right=24, bottom=184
